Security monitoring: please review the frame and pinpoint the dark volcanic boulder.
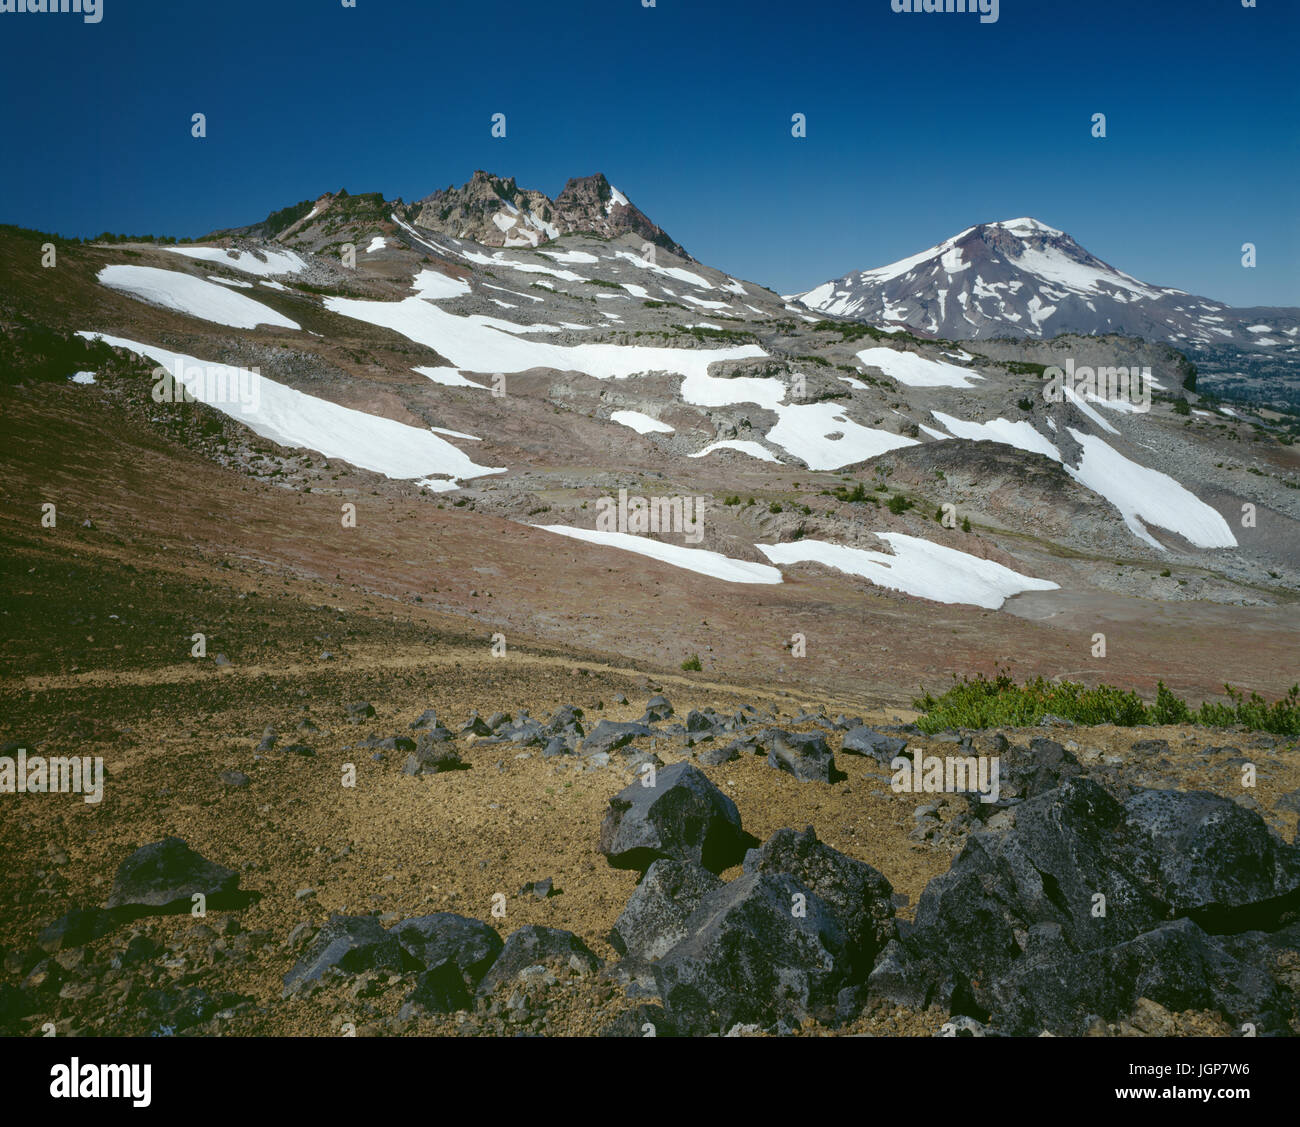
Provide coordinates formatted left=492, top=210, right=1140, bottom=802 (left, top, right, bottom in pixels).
left=598, top=1003, right=676, bottom=1037
left=476, top=925, right=601, bottom=994
left=869, top=776, right=1300, bottom=1033
left=581, top=720, right=654, bottom=757
left=390, top=913, right=503, bottom=987
left=107, top=838, right=239, bottom=912
left=988, top=918, right=1299, bottom=1036
left=599, top=761, right=751, bottom=873
left=402, top=729, right=467, bottom=775
left=610, top=859, right=724, bottom=963
left=282, top=914, right=411, bottom=995
left=841, top=726, right=908, bottom=762
left=743, top=826, right=895, bottom=974
left=652, top=872, right=851, bottom=1034
left=404, top=962, right=473, bottom=1015
left=38, top=907, right=118, bottom=952
left=766, top=730, right=837, bottom=783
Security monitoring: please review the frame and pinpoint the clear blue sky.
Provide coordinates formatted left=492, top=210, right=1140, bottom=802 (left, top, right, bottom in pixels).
left=2, top=0, right=1296, bottom=306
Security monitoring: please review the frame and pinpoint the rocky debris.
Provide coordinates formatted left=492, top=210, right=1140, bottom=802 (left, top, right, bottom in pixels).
left=544, top=705, right=584, bottom=736
left=695, top=741, right=743, bottom=766
left=640, top=695, right=674, bottom=724
left=684, top=709, right=718, bottom=734
left=460, top=712, right=493, bottom=737
left=346, top=701, right=375, bottom=721
left=598, top=1003, right=675, bottom=1037
left=841, top=726, right=908, bottom=762
left=742, top=827, right=895, bottom=976
left=107, top=838, right=240, bottom=913
left=599, top=761, right=752, bottom=873
left=38, top=908, right=117, bottom=953
left=256, top=725, right=277, bottom=752
left=519, top=878, right=558, bottom=899
left=391, top=912, right=504, bottom=1001
left=281, top=743, right=315, bottom=757
left=610, top=859, right=723, bottom=965
left=219, top=769, right=250, bottom=787
left=581, top=720, right=654, bottom=757
left=283, top=914, right=412, bottom=996
left=989, top=738, right=1085, bottom=805
left=869, top=777, right=1300, bottom=1034
left=476, top=925, right=601, bottom=994
left=766, top=730, right=838, bottom=783
left=409, top=708, right=439, bottom=730
left=402, top=729, right=468, bottom=776
left=652, top=872, right=851, bottom=1035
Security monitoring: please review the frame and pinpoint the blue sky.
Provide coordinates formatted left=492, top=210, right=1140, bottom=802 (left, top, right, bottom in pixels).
left=2, top=0, right=1296, bottom=306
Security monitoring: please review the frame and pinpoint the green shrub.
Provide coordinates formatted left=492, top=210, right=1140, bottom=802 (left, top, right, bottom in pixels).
left=913, top=672, right=1300, bottom=735
left=681, top=654, right=702, bottom=672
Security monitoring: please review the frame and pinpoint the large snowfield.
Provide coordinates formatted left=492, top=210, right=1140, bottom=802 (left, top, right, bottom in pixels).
left=77, top=332, right=505, bottom=487
left=99, top=265, right=300, bottom=331
left=757, top=534, right=1060, bottom=609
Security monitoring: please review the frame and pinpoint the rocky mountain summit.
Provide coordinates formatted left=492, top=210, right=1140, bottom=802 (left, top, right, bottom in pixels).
left=793, top=219, right=1300, bottom=403
left=408, top=170, right=689, bottom=256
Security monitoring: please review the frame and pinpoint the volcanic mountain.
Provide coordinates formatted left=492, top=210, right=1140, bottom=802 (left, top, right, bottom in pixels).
left=792, top=218, right=1300, bottom=359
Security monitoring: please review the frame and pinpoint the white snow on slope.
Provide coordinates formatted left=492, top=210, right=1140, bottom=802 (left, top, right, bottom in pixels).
left=767, top=402, right=918, bottom=470
left=689, top=440, right=780, bottom=463
left=324, top=294, right=914, bottom=469
left=856, top=347, right=983, bottom=388
left=757, top=535, right=1059, bottom=609
left=366, top=237, right=391, bottom=253
left=540, top=249, right=600, bottom=265
left=613, top=250, right=712, bottom=290
left=411, top=269, right=472, bottom=300
left=539, top=526, right=782, bottom=585
left=412, top=367, right=490, bottom=389
left=611, top=410, right=674, bottom=434
left=164, top=246, right=307, bottom=277
left=78, top=333, right=504, bottom=486
left=70, top=371, right=96, bottom=384
left=322, top=294, right=768, bottom=402
left=98, top=265, right=300, bottom=331
left=207, top=275, right=254, bottom=289
left=1065, top=428, right=1236, bottom=550
left=929, top=411, right=1235, bottom=550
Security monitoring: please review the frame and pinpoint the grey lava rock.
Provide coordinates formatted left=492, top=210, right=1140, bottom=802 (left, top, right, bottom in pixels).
left=653, top=872, right=851, bottom=1035
left=610, top=859, right=724, bottom=964
left=743, top=826, right=895, bottom=974
left=390, top=913, right=503, bottom=987
left=282, top=914, right=411, bottom=995
left=599, top=761, right=751, bottom=873
left=38, top=908, right=118, bottom=953
left=107, top=838, right=239, bottom=913
left=477, top=925, right=601, bottom=994
left=767, top=730, right=838, bottom=783
left=840, top=726, right=908, bottom=762
left=581, top=720, right=654, bottom=757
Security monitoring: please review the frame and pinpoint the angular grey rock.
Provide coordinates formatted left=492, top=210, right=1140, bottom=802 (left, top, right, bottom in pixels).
left=653, top=872, right=851, bottom=1035
left=38, top=908, right=117, bottom=953
left=610, top=859, right=723, bottom=964
left=107, top=838, right=239, bottom=912
left=390, top=913, right=502, bottom=986
left=767, top=730, right=837, bottom=783
left=742, top=826, right=895, bottom=974
left=840, top=726, right=907, bottom=761
left=402, top=729, right=467, bottom=775
left=581, top=720, right=654, bottom=757
left=477, top=925, right=601, bottom=994
left=599, top=761, right=751, bottom=873
left=282, top=914, right=410, bottom=995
